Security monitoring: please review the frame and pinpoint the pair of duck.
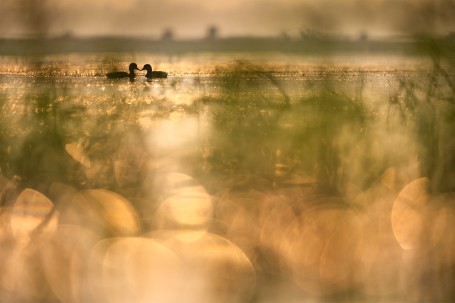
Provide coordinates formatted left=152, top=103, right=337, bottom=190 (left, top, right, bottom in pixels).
left=106, top=63, right=167, bottom=79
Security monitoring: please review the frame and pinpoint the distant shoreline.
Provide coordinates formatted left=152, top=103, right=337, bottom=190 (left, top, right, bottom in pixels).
left=1, top=35, right=452, bottom=56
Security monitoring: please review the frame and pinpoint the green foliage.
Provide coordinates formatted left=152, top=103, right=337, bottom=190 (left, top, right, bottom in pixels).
left=199, top=61, right=370, bottom=194
left=396, top=35, right=455, bottom=193
left=199, top=62, right=290, bottom=179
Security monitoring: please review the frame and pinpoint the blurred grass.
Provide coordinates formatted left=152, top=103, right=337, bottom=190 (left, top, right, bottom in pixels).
left=198, top=61, right=372, bottom=194
left=0, top=36, right=454, bottom=199
left=197, top=39, right=455, bottom=196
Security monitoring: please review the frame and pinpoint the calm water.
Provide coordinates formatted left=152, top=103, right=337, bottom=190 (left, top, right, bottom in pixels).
left=0, top=52, right=454, bottom=303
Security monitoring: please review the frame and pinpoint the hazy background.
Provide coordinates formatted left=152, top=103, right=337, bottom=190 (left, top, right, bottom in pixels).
left=1, top=0, right=455, bottom=39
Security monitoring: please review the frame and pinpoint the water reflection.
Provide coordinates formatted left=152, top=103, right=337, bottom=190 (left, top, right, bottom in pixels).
left=0, top=48, right=454, bottom=302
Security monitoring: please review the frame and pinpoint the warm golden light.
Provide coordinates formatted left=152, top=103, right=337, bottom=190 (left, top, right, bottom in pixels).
left=10, top=188, right=58, bottom=243
left=0, top=7, right=454, bottom=299
left=81, top=189, right=141, bottom=237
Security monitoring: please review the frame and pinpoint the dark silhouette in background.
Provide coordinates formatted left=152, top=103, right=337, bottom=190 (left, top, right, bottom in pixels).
left=206, top=25, right=219, bottom=40
left=161, top=28, right=174, bottom=41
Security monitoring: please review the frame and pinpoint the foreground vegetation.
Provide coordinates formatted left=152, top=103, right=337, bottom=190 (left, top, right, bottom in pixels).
left=0, top=37, right=454, bottom=302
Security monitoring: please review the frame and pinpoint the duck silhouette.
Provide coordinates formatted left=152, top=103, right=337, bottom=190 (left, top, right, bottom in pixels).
left=106, top=63, right=140, bottom=79
left=141, top=64, right=168, bottom=79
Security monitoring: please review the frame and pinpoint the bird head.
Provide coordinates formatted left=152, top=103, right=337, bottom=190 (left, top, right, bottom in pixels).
left=141, top=64, right=152, bottom=72
left=129, top=63, right=140, bottom=71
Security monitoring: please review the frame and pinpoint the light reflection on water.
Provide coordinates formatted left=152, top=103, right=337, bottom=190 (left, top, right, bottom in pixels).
left=0, top=52, right=454, bottom=303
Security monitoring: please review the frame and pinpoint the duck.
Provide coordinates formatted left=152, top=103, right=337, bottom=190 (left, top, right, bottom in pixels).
left=141, top=64, right=168, bottom=79
left=106, top=63, right=140, bottom=79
